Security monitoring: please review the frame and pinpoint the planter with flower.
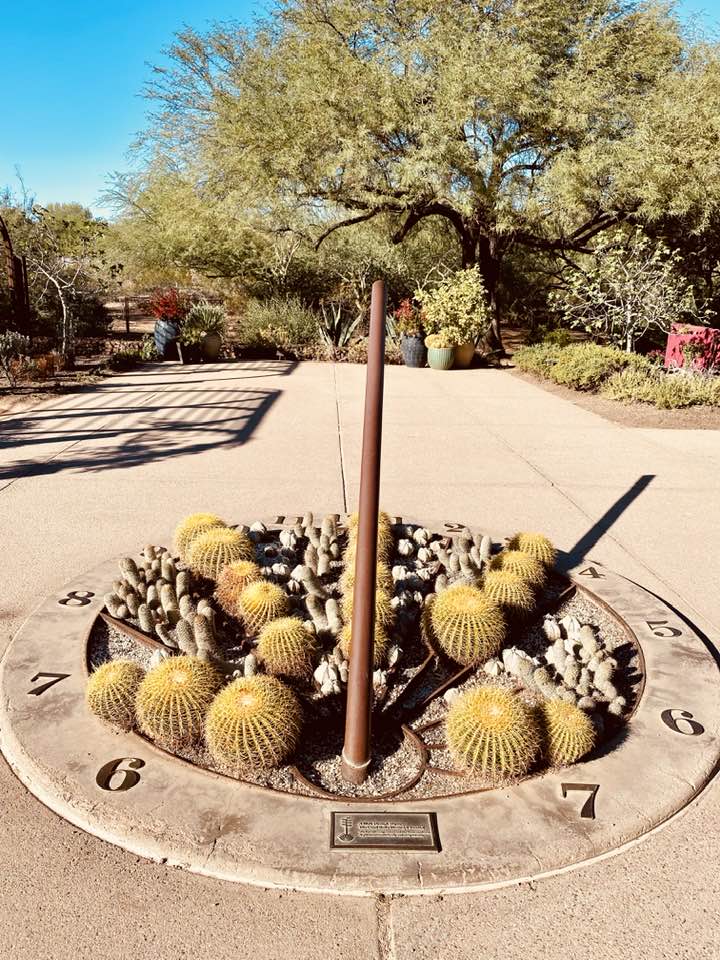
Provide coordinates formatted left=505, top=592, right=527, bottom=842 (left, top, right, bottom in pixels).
left=151, top=289, right=191, bottom=360
left=394, top=299, right=426, bottom=367
left=416, top=267, right=491, bottom=368
left=425, top=331, right=455, bottom=370
left=177, top=320, right=206, bottom=364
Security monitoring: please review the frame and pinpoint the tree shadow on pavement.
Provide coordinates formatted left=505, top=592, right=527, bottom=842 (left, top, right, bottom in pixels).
left=0, top=361, right=297, bottom=480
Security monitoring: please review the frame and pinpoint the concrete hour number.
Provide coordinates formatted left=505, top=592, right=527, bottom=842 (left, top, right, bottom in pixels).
left=661, top=709, right=705, bottom=737
left=646, top=620, right=682, bottom=638
left=27, top=673, right=70, bottom=696
left=577, top=567, right=605, bottom=580
left=96, top=758, right=146, bottom=792
left=561, top=783, right=599, bottom=819
left=58, top=590, right=95, bottom=607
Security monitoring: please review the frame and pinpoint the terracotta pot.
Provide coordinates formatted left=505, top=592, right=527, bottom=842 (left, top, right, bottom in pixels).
left=454, top=341, right=475, bottom=368
left=400, top=334, right=427, bottom=368
left=202, top=331, right=222, bottom=361
left=427, top=346, right=454, bottom=370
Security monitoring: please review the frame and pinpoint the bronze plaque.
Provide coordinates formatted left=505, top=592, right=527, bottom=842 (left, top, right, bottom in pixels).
left=331, top=812, right=440, bottom=851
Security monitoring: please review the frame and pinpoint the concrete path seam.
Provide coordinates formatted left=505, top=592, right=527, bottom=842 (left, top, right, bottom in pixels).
left=332, top=362, right=349, bottom=513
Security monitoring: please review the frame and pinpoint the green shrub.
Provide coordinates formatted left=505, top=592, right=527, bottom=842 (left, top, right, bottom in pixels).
left=415, top=267, right=491, bottom=344
left=602, top=368, right=720, bottom=408
left=525, top=324, right=573, bottom=347
left=513, top=343, right=564, bottom=377
left=549, top=343, right=650, bottom=391
left=235, top=296, right=322, bottom=355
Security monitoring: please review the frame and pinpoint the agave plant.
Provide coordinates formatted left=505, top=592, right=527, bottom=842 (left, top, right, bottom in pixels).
left=318, top=301, right=361, bottom=348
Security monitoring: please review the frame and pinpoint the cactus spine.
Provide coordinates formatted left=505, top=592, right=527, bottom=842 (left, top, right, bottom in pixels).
left=446, top=686, right=541, bottom=777
left=541, top=699, right=596, bottom=765
left=215, top=560, right=262, bottom=616
left=429, top=584, right=506, bottom=665
left=238, top=581, right=290, bottom=634
left=257, top=617, right=317, bottom=677
left=205, top=675, right=302, bottom=773
left=508, top=531, right=557, bottom=568
left=490, top=550, right=546, bottom=587
left=136, top=656, right=222, bottom=748
left=339, top=563, right=394, bottom=596
left=86, top=660, right=145, bottom=730
left=482, top=570, right=536, bottom=618
left=174, top=513, right=227, bottom=562
left=188, top=527, right=255, bottom=580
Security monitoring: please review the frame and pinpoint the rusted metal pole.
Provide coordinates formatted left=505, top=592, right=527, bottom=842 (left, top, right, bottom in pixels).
left=341, top=279, right=386, bottom=785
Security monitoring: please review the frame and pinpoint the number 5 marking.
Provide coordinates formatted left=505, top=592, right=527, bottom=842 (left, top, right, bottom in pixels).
left=561, top=783, right=599, bottom=819
left=646, top=620, right=682, bottom=638
left=27, top=673, right=71, bottom=696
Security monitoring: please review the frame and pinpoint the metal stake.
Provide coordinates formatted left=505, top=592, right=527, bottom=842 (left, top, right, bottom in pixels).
left=340, top=279, right=386, bottom=785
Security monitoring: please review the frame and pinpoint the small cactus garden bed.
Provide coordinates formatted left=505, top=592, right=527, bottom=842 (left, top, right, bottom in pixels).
left=86, top=512, right=642, bottom=799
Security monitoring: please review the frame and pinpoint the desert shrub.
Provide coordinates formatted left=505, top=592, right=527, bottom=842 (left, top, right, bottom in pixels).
left=235, top=296, right=322, bottom=355
left=549, top=343, right=650, bottom=391
left=343, top=338, right=402, bottom=365
left=513, top=343, right=564, bottom=376
left=525, top=324, right=574, bottom=347
left=415, top=267, right=491, bottom=344
left=0, top=331, right=31, bottom=386
left=601, top=367, right=720, bottom=408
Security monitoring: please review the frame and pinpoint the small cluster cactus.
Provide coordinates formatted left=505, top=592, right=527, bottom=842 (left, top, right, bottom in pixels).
left=446, top=685, right=541, bottom=777
left=86, top=660, right=145, bottom=730
left=215, top=560, right=262, bottom=616
left=257, top=617, right=317, bottom=677
left=174, top=513, right=226, bottom=562
left=430, top=584, right=506, bottom=665
left=188, top=527, right=255, bottom=580
left=482, top=570, right=536, bottom=618
left=508, top=531, right=557, bottom=568
left=490, top=550, right=546, bottom=587
left=238, top=580, right=290, bottom=633
left=136, top=655, right=222, bottom=748
left=205, top=675, right=302, bottom=773
left=541, top=699, right=596, bottom=765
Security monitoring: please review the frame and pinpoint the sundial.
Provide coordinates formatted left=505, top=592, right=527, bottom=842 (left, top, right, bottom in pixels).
left=1, top=284, right=718, bottom=894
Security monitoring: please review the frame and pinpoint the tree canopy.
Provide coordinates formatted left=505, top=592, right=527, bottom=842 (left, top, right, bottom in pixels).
left=113, top=0, right=720, bottom=343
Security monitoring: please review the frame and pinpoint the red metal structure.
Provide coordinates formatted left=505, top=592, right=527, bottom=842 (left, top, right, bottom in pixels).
left=0, top=213, right=31, bottom=333
left=340, top=279, right=387, bottom=785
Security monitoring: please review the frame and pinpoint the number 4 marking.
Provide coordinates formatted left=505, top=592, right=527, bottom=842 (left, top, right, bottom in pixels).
left=27, top=673, right=71, bottom=696
left=561, top=782, right=599, bottom=819
left=577, top=567, right=605, bottom=580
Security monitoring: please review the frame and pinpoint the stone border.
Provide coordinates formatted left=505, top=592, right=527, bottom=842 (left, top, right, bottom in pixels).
left=1, top=545, right=719, bottom=895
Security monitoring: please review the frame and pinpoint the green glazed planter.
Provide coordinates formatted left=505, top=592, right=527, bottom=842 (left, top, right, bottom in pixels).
left=427, top=346, right=454, bottom=370
left=454, top=341, right=475, bottom=368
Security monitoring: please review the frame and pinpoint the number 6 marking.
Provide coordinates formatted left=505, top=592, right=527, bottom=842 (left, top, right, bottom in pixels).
left=561, top=783, right=599, bottom=819
left=661, top=709, right=705, bottom=736
left=96, top=758, right=145, bottom=792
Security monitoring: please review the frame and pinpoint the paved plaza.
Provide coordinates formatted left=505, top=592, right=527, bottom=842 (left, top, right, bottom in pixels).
left=0, top=360, right=718, bottom=959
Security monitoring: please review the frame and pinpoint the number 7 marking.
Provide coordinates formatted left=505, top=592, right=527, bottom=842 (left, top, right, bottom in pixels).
left=27, top=673, right=71, bottom=696
left=561, top=782, right=599, bottom=819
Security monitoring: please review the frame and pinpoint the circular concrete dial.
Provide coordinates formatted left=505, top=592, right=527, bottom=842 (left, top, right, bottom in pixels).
left=1, top=518, right=718, bottom=895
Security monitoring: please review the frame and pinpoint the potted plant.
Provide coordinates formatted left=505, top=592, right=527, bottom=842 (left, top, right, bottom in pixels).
left=151, top=289, right=189, bottom=360
left=177, top=321, right=205, bottom=364
left=425, top=330, right=455, bottom=370
left=185, top=301, right=227, bottom=361
left=415, top=267, right=491, bottom=368
left=394, top=299, right=426, bottom=367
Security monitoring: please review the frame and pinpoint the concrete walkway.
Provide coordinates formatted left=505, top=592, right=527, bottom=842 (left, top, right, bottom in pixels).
left=0, top=360, right=718, bottom=959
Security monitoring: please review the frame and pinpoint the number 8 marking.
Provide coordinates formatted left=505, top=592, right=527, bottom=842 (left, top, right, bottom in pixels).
left=58, top=590, right=95, bottom=607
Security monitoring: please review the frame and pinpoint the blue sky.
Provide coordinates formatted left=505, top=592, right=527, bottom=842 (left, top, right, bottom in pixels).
left=1, top=0, right=718, bottom=218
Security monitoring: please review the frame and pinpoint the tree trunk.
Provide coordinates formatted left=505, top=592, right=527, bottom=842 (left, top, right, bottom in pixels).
left=476, top=235, right=505, bottom=356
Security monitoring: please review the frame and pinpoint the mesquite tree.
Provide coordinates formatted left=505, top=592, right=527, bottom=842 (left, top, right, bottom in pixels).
left=136, top=0, right=720, bottom=348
